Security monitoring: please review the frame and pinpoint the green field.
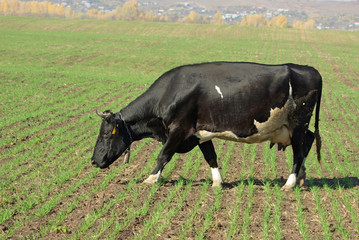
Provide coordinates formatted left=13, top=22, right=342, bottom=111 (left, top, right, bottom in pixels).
left=1, top=16, right=359, bottom=239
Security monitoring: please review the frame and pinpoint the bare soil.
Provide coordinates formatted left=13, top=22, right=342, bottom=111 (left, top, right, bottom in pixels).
left=4, top=137, right=358, bottom=239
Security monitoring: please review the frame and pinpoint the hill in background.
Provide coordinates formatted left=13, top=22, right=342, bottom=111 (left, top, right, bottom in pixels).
left=4, top=0, right=359, bottom=30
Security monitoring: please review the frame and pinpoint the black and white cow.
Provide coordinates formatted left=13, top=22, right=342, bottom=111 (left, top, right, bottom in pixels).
left=92, top=62, right=322, bottom=190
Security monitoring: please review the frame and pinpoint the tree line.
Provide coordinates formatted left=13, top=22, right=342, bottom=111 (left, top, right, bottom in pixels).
left=239, top=13, right=315, bottom=29
left=0, top=0, right=316, bottom=29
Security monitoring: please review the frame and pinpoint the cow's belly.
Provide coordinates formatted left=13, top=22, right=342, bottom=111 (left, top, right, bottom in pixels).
left=195, top=93, right=295, bottom=146
left=195, top=125, right=291, bottom=145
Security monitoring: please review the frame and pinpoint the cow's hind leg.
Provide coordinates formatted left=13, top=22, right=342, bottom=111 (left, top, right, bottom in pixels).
left=143, top=127, right=187, bottom=184
left=199, top=140, right=222, bottom=187
left=282, top=126, right=311, bottom=191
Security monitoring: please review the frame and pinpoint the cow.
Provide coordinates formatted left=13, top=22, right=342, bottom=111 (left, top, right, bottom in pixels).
left=91, top=62, right=322, bottom=190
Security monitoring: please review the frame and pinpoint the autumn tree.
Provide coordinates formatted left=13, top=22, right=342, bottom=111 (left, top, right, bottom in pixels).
left=183, top=11, right=202, bottom=24
left=0, top=0, right=9, bottom=15
left=240, top=14, right=266, bottom=27
left=212, top=11, right=223, bottom=25
left=111, top=6, right=122, bottom=20
left=0, top=0, right=18, bottom=16
left=64, top=6, right=74, bottom=18
left=121, top=0, right=139, bottom=20
left=293, top=20, right=304, bottom=29
left=202, top=15, right=210, bottom=24
left=304, top=19, right=315, bottom=29
left=269, top=15, right=288, bottom=28
left=47, top=1, right=56, bottom=17
left=39, top=1, right=48, bottom=17
left=0, top=0, right=317, bottom=27
left=159, top=15, right=168, bottom=22
left=143, top=11, right=159, bottom=22
left=10, top=0, right=20, bottom=15
left=56, top=4, right=64, bottom=17
left=86, top=8, right=98, bottom=19
left=240, top=16, right=248, bottom=26
left=251, top=14, right=266, bottom=26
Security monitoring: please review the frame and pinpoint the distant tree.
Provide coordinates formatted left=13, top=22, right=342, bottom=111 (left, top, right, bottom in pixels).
left=39, top=1, right=48, bottom=17
left=97, top=10, right=105, bottom=20
left=212, top=11, right=223, bottom=25
left=252, top=14, right=266, bottom=26
left=240, top=14, right=266, bottom=27
left=47, top=1, right=56, bottom=17
left=159, top=15, right=168, bottom=22
left=10, top=0, right=20, bottom=15
left=103, top=11, right=114, bottom=20
left=270, top=15, right=288, bottom=28
left=56, top=4, right=65, bottom=17
left=0, top=0, right=10, bottom=15
left=65, top=6, right=74, bottom=18
left=30, top=1, right=39, bottom=16
left=240, top=16, right=248, bottom=26
left=202, top=15, right=210, bottom=24
left=293, top=20, right=304, bottom=29
left=112, top=6, right=122, bottom=20
left=86, top=8, right=98, bottom=19
left=143, top=11, right=159, bottom=22
left=304, top=19, right=316, bottom=29
left=184, top=11, right=201, bottom=24
left=18, top=1, right=29, bottom=16
left=121, top=0, right=139, bottom=20
left=4, top=0, right=11, bottom=15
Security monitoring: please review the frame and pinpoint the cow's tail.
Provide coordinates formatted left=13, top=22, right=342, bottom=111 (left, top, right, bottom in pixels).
left=314, top=76, right=322, bottom=163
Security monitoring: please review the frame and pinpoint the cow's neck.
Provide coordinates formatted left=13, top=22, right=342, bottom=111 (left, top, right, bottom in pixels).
left=120, top=93, right=158, bottom=141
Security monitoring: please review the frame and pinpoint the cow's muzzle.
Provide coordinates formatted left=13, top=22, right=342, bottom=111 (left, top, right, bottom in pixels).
left=91, top=158, right=99, bottom=168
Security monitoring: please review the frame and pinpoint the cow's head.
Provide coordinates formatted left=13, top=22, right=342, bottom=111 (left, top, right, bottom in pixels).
left=91, top=110, right=131, bottom=168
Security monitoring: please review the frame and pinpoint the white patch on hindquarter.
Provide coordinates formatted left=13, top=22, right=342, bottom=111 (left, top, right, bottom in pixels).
left=211, top=168, right=223, bottom=187
left=143, top=170, right=161, bottom=184
left=215, top=85, right=224, bottom=99
left=195, top=81, right=296, bottom=146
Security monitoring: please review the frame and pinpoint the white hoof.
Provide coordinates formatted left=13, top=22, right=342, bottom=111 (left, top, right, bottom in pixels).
left=281, top=173, right=297, bottom=191
left=281, top=184, right=294, bottom=191
left=211, top=168, right=223, bottom=187
left=212, top=181, right=222, bottom=188
left=143, top=171, right=161, bottom=184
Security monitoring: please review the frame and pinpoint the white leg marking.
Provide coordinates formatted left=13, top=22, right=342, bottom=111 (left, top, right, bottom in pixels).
left=211, top=168, right=223, bottom=187
left=143, top=170, right=161, bottom=184
left=215, top=85, right=224, bottom=99
left=282, top=173, right=297, bottom=190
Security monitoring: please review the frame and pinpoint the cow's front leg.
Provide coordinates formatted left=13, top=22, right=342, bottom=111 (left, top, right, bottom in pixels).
left=143, top=127, right=185, bottom=185
left=199, top=140, right=222, bottom=187
left=143, top=146, right=174, bottom=184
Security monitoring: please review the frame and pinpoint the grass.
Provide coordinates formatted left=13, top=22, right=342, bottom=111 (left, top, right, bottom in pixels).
left=0, top=16, right=359, bottom=239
